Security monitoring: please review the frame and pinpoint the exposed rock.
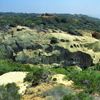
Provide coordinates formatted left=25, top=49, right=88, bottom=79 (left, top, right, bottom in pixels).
left=51, top=74, right=74, bottom=86
left=17, top=26, right=25, bottom=31
left=77, top=29, right=100, bottom=39
left=41, top=13, right=57, bottom=18
left=73, top=65, right=82, bottom=72
left=0, top=25, right=100, bottom=68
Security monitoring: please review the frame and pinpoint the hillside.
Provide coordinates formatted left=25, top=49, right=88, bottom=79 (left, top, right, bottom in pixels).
left=1, top=13, right=100, bottom=100
left=0, top=12, right=100, bottom=33
left=54, top=13, right=100, bottom=22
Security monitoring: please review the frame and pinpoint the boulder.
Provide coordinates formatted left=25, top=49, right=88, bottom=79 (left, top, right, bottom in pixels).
left=73, top=65, right=82, bottom=72
left=17, top=26, right=25, bottom=31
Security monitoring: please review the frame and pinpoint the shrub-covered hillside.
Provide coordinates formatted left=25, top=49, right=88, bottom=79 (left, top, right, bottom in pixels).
left=0, top=12, right=100, bottom=33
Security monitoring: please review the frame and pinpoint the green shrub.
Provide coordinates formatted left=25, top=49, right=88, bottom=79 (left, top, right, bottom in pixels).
left=67, top=69, right=100, bottom=94
left=0, top=48, right=3, bottom=56
left=65, top=66, right=75, bottom=72
left=32, top=69, right=43, bottom=84
left=66, top=70, right=80, bottom=80
left=76, top=92, right=93, bottom=100
left=53, top=78, right=57, bottom=81
left=50, top=37, right=58, bottom=44
left=24, top=67, right=43, bottom=85
left=50, top=67, right=67, bottom=75
left=24, top=72, right=33, bottom=82
left=62, top=93, right=76, bottom=100
left=61, top=27, right=68, bottom=32
left=0, top=83, right=22, bottom=100
left=0, top=59, right=36, bottom=75
left=62, top=92, right=93, bottom=100
left=93, top=63, right=100, bottom=70
left=42, top=85, right=73, bottom=100
left=0, top=59, right=26, bottom=75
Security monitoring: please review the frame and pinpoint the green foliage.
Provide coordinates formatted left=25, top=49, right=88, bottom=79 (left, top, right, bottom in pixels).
left=0, top=83, right=22, bottom=100
left=24, top=67, right=43, bottom=85
left=0, top=59, right=37, bottom=75
left=76, top=92, right=93, bottom=100
left=50, top=37, right=58, bottom=44
left=43, top=84, right=93, bottom=100
left=24, top=72, right=33, bottom=82
left=93, top=63, right=100, bottom=70
left=60, top=27, right=68, bottom=31
left=62, top=92, right=93, bottom=100
left=66, top=70, right=80, bottom=81
left=64, top=66, right=80, bottom=76
left=67, top=69, right=100, bottom=94
left=0, top=48, right=3, bottom=56
left=0, top=13, right=100, bottom=33
left=35, top=20, right=42, bottom=25
left=32, top=68, right=43, bottom=84
left=53, top=78, right=57, bottom=81
left=62, top=93, right=76, bottom=100
left=42, top=85, right=73, bottom=100
left=65, top=66, right=74, bottom=70
left=50, top=67, right=67, bottom=75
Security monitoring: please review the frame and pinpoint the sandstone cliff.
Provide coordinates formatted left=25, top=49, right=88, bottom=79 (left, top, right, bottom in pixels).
left=0, top=25, right=100, bottom=68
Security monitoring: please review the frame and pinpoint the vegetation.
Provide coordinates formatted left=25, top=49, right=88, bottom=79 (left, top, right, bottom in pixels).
left=24, top=67, right=43, bottom=85
left=42, top=85, right=93, bottom=100
left=66, top=69, right=100, bottom=94
left=23, top=72, right=33, bottom=82
left=0, top=59, right=39, bottom=75
left=53, top=78, right=57, bottom=81
left=62, top=92, right=93, bottom=100
left=0, top=57, right=100, bottom=99
left=0, top=12, right=100, bottom=34
left=42, top=85, right=73, bottom=100
left=93, top=63, right=100, bottom=70
left=0, top=83, right=22, bottom=100
left=1, top=12, right=100, bottom=99
left=49, top=67, right=67, bottom=75
left=50, top=37, right=58, bottom=44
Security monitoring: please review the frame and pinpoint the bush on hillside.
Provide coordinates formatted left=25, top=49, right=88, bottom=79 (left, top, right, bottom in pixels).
left=24, top=67, right=43, bottom=86
left=50, top=37, right=58, bottom=44
left=93, top=63, right=100, bottom=70
left=42, top=85, right=73, bottom=100
left=0, top=83, right=22, bottom=100
left=62, top=92, right=93, bottom=100
left=50, top=67, right=67, bottom=75
left=0, top=59, right=37, bottom=75
left=23, top=72, right=33, bottom=82
left=67, top=69, right=100, bottom=94
left=61, top=27, right=68, bottom=32
left=0, top=59, right=26, bottom=75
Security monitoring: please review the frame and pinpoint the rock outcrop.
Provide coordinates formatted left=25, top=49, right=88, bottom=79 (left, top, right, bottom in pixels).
left=52, top=74, right=74, bottom=86
left=0, top=25, right=100, bottom=68
left=41, top=13, right=57, bottom=18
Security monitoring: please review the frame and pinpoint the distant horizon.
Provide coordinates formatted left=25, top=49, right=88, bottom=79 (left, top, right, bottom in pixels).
left=0, top=11, right=100, bottom=19
left=1, top=0, right=100, bottom=19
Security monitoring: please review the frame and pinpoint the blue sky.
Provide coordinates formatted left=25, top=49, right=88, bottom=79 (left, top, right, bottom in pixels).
left=0, top=0, right=100, bottom=18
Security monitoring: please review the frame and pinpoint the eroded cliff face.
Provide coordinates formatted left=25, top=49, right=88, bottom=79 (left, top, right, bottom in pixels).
left=0, top=25, right=100, bottom=68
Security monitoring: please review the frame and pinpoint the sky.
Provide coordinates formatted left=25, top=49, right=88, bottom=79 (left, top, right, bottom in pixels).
left=0, top=0, right=100, bottom=18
